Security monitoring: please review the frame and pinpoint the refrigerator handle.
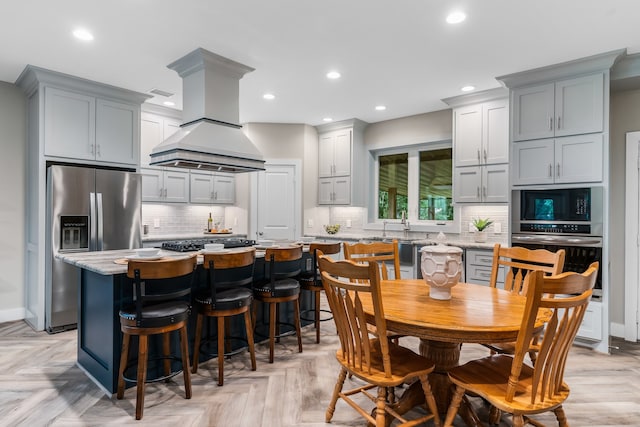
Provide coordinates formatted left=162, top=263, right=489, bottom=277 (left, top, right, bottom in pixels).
left=90, top=192, right=97, bottom=250
left=97, top=192, right=104, bottom=251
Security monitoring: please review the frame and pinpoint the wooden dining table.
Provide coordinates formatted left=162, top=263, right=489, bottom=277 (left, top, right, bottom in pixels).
left=359, top=279, right=548, bottom=427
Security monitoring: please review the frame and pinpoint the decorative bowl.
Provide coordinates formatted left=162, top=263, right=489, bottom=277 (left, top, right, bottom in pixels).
left=419, top=244, right=463, bottom=300
left=324, top=224, right=341, bottom=234
left=135, top=248, right=160, bottom=258
left=204, top=243, right=225, bottom=252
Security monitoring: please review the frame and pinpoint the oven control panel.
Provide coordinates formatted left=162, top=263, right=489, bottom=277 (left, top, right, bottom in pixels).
left=519, top=223, right=590, bottom=234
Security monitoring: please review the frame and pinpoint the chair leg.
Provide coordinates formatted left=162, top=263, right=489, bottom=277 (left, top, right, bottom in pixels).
left=489, top=405, right=502, bottom=424
left=116, top=332, right=130, bottom=399
left=419, top=374, right=442, bottom=427
left=375, top=386, right=387, bottom=427
left=179, top=325, right=192, bottom=399
left=162, top=332, right=171, bottom=379
left=243, top=310, right=257, bottom=371
left=512, top=414, right=525, bottom=427
left=554, top=405, right=568, bottom=427
left=136, top=335, right=149, bottom=420
left=326, top=368, right=347, bottom=422
left=314, top=289, right=321, bottom=344
left=443, top=385, right=465, bottom=427
left=192, top=313, right=203, bottom=374
left=217, top=316, right=225, bottom=386
left=269, top=302, right=276, bottom=363
left=293, top=298, right=303, bottom=353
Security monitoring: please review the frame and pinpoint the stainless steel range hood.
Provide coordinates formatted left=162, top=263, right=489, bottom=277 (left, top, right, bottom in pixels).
left=150, top=48, right=265, bottom=172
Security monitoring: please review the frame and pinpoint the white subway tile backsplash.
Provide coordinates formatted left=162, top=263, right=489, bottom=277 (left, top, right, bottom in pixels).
left=141, top=204, right=229, bottom=236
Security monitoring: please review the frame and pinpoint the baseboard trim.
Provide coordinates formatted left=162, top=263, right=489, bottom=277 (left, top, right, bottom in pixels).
left=0, top=307, right=26, bottom=324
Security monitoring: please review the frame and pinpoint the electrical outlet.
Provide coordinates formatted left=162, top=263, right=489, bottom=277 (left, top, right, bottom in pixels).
left=346, top=219, right=352, bottom=228
left=153, top=218, right=160, bottom=228
left=494, top=222, right=502, bottom=233
left=307, top=219, right=313, bottom=228
left=468, top=222, right=475, bottom=232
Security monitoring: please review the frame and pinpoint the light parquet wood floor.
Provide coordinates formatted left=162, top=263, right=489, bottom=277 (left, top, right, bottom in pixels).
left=1, top=303, right=640, bottom=427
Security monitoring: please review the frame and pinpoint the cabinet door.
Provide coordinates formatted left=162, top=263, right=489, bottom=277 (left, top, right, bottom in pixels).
left=511, top=139, right=555, bottom=186
left=555, top=134, right=603, bottom=184
left=454, top=105, right=482, bottom=167
left=141, top=168, right=164, bottom=202
left=483, top=99, right=509, bottom=164
left=140, top=113, right=163, bottom=167
left=318, top=134, right=335, bottom=177
left=190, top=171, right=214, bottom=203
left=332, top=176, right=351, bottom=204
left=512, top=83, right=555, bottom=141
left=163, top=119, right=181, bottom=139
left=44, top=87, right=95, bottom=160
left=332, top=130, right=352, bottom=176
left=454, top=166, right=481, bottom=203
left=164, top=170, right=189, bottom=203
left=554, top=74, right=604, bottom=137
left=318, top=178, right=335, bottom=205
left=96, top=99, right=137, bottom=165
left=212, top=174, right=235, bottom=204
left=483, top=164, right=509, bottom=203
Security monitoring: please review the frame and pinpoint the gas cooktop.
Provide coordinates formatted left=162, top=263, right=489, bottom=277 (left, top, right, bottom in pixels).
left=161, top=238, right=256, bottom=252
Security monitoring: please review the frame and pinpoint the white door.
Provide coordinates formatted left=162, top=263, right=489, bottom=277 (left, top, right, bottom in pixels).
left=256, top=162, right=299, bottom=240
left=625, top=131, right=640, bottom=341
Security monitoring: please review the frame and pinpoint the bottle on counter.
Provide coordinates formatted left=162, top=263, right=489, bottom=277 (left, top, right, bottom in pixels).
left=207, top=213, right=213, bottom=232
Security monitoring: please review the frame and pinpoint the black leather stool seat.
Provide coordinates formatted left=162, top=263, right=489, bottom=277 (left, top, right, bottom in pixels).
left=298, top=275, right=322, bottom=288
left=195, top=288, right=253, bottom=311
left=119, top=301, right=190, bottom=327
left=254, top=278, right=300, bottom=298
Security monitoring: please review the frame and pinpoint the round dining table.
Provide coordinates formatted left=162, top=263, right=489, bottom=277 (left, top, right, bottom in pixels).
left=358, top=279, right=548, bottom=427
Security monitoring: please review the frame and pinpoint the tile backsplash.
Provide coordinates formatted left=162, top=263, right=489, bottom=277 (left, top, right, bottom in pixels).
left=141, top=204, right=246, bottom=237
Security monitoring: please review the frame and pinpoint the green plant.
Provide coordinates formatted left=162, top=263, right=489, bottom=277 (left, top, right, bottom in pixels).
left=324, top=224, right=341, bottom=234
left=472, top=218, right=493, bottom=232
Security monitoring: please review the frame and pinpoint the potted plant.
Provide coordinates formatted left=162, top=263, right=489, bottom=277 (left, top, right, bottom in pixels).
left=472, top=218, right=493, bottom=243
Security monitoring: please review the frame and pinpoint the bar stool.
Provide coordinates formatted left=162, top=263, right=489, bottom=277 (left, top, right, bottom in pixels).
left=116, top=255, right=197, bottom=420
left=253, top=245, right=303, bottom=363
left=191, top=248, right=257, bottom=386
left=298, top=242, right=341, bottom=343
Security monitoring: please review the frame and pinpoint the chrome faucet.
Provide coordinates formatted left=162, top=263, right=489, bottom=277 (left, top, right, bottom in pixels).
left=401, top=211, right=410, bottom=238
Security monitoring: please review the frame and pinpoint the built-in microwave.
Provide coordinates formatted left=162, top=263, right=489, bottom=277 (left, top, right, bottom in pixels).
left=512, top=187, right=603, bottom=236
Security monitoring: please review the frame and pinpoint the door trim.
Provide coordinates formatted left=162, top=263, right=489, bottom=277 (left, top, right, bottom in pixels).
left=624, top=131, right=640, bottom=342
left=249, top=159, right=302, bottom=241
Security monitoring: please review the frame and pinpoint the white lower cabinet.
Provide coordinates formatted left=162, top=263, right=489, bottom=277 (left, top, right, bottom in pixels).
left=465, top=249, right=504, bottom=287
left=190, top=171, right=235, bottom=204
left=577, top=301, right=603, bottom=341
left=141, top=168, right=189, bottom=203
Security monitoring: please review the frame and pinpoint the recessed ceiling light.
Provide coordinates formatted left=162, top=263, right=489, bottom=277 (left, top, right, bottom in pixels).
left=323, top=117, right=333, bottom=122
left=446, top=11, right=466, bottom=24
left=72, top=28, right=94, bottom=41
left=375, top=105, right=387, bottom=111
left=326, top=71, right=341, bottom=80
left=163, top=101, right=175, bottom=107
left=263, top=93, right=275, bottom=100
left=461, top=85, right=475, bottom=92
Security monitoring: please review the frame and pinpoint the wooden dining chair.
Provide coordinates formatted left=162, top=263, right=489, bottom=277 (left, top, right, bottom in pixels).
left=253, top=245, right=304, bottom=363
left=318, top=255, right=441, bottom=427
left=191, top=248, right=257, bottom=386
left=343, top=240, right=401, bottom=280
left=483, top=243, right=566, bottom=362
left=443, top=262, right=598, bottom=427
left=297, top=241, right=342, bottom=343
left=116, top=255, right=197, bottom=420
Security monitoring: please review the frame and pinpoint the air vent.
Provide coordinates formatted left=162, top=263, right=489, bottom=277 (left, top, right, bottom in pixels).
left=149, top=88, right=174, bottom=97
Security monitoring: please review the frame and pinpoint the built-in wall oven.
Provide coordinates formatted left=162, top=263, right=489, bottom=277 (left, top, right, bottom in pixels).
left=512, top=187, right=603, bottom=299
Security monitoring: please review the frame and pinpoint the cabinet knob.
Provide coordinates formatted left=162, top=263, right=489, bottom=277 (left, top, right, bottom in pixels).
left=557, top=116, right=561, bottom=129
left=557, top=163, right=561, bottom=177
left=476, top=186, right=480, bottom=197
left=483, top=149, right=487, bottom=162
left=548, top=164, right=553, bottom=178
left=549, top=117, right=553, bottom=131
left=477, top=149, right=481, bottom=162
left=96, top=144, right=101, bottom=157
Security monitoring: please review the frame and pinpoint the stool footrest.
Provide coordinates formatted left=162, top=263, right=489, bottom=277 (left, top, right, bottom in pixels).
left=300, top=308, right=333, bottom=323
left=254, top=322, right=298, bottom=340
left=122, top=355, right=184, bottom=384
left=198, top=335, right=251, bottom=358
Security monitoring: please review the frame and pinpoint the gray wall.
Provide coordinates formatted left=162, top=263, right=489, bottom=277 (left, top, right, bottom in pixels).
left=0, top=82, right=26, bottom=321
left=610, top=88, right=640, bottom=327
left=364, top=109, right=453, bottom=149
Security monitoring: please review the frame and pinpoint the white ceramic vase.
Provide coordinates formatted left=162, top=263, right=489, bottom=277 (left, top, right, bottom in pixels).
left=419, top=244, right=463, bottom=300
left=474, top=230, right=487, bottom=243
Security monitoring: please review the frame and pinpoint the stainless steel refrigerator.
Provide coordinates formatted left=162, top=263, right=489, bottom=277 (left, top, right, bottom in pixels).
left=46, top=164, right=142, bottom=333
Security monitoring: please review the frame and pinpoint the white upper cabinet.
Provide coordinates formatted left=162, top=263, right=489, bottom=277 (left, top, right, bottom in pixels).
left=511, top=134, right=603, bottom=185
left=454, top=164, right=509, bottom=203
left=512, top=73, right=604, bottom=141
left=141, top=168, right=189, bottom=203
left=43, top=86, right=140, bottom=166
left=454, top=98, right=508, bottom=167
left=189, top=171, right=235, bottom=204
left=319, top=129, right=352, bottom=177
left=140, top=110, right=181, bottom=167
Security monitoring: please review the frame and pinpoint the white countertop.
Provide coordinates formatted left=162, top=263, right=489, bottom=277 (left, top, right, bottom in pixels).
left=142, top=233, right=247, bottom=243
left=304, top=233, right=499, bottom=250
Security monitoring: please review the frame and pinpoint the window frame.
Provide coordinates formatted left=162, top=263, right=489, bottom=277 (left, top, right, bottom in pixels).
left=367, top=141, right=461, bottom=234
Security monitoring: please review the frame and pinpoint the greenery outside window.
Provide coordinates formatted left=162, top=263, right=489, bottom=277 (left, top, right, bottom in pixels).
left=373, top=142, right=457, bottom=231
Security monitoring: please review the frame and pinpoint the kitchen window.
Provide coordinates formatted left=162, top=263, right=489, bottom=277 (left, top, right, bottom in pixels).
left=372, top=141, right=458, bottom=232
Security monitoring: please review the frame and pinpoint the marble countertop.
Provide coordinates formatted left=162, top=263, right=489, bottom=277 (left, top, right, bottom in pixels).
left=304, top=233, right=499, bottom=250
left=142, top=233, right=247, bottom=243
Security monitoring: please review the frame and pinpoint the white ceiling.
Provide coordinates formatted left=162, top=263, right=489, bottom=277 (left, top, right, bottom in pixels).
left=2, top=0, right=639, bottom=126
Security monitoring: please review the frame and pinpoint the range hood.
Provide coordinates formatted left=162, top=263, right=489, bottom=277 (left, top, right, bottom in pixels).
left=150, top=48, right=265, bottom=173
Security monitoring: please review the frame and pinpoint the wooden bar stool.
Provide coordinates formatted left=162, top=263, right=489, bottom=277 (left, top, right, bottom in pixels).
left=116, top=255, right=197, bottom=420
left=253, top=245, right=303, bottom=363
left=298, top=242, right=341, bottom=343
left=192, top=248, right=257, bottom=386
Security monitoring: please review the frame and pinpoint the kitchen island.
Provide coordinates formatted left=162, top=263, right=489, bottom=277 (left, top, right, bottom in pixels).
left=57, top=248, right=312, bottom=395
